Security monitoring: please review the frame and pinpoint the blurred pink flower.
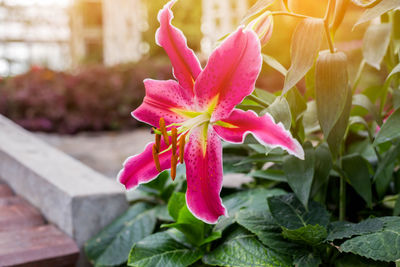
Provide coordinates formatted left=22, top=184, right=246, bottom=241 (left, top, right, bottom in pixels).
left=246, top=10, right=274, bottom=46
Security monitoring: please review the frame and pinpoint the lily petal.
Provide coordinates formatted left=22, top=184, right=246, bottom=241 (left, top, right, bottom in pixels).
left=213, top=109, right=304, bottom=159
left=194, top=27, right=262, bottom=120
left=133, top=79, right=194, bottom=127
left=185, top=125, right=227, bottom=224
left=156, top=0, right=202, bottom=94
left=118, top=141, right=174, bottom=190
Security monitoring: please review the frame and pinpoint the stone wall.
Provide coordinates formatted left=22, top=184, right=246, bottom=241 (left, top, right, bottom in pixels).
left=0, top=115, right=128, bottom=265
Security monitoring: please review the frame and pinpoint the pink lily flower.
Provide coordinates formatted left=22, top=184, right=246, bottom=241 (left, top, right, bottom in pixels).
left=118, top=0, right=304, bottom=224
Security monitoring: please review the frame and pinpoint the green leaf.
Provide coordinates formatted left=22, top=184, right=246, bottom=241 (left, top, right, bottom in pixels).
left=352, top=94, right=381, bottom=124
left=393, top=10, right=400, bottom=54
left=263, top=96, right=292, bottom=130
left=376, top=162, right=396, bottom=198
left=340, top=217, right=400, bottom=262
left=294, top=253, right=322, bottom=267
left=282, top=18, right=324, bottom=95
left=215, top=188, right=286, bottom=231
left=85, top=202, right=157, bottom=266
left=327, top=86, right=352, bottom=157
left=374, top=141, right=400, bottom=197
left=202, top=228, right=292, bottom=267
left=335, top=254, right=391, bottom=267
left=241, top=0, right=276, bottom=24
left=394, top=195, right=400, bottom=216
left=311, top=144, right=332, bottom=198
left=165, top=192, right=204, bottom=245
left=283, top=142, right=315, bottom=208
left=250, top=169, right=287, bottom=182
left=327, top=218, right=384, bottom=241
left=362, top=23, right=392, bottom=70
left=282, top=224, right=327, bottom=246
left=199, top=231, right=221, bottom=246
left=342, top=154, right=372, bottom=207
left=381, top=63, right=400, bottom=107
left=223, top=145, right=252, bottom=174
left=331, top=0, right=351, bottom=34
left=139, top=171, right=169, bottom=194
left=303, top=100, right=320, bottom=134
left=254, top=88, right=277, bottom=105
left=286, top=86, right=307, bottom=122
left=268, top=194, right=330, bottom=230
left=236, top=210, right=304, bottom=255
left=305, top=65, right=316, bottom=99
left=168, top=192, right=186, bottom=221
left=375, top=108, right=400, bottom=145
left=154, top=205, right=173, bottom=222
left=128, top=229, right=203, bottom=267
left=263, top=54, right=288, bottom=76
left=394, top=89, right=400, bottom=110
left=316, top=50, right=349, bottom=139
left=356, top=0, right=400, bottom=26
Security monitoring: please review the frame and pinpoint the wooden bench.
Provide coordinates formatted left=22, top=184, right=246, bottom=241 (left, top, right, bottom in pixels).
left=0, top=181, right=79, bottom=267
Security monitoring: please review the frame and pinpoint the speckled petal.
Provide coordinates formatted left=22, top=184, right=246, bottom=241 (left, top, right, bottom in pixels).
left=118, top=141, right=174, bottom=190
left=213, top=109, right=304, bottom=159
left=133, top=79, right=194, bottom=127
left=194, top=27, right=262, bottom=120
left=184, top=125, right=227, bottom=224
left=156, top=0, right=202, bottom=94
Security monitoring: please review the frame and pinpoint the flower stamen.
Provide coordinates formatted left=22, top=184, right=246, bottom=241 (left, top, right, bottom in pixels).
left=159, top=117, right=170, bottom=145
left=152, top=144, right=161, bottom=172
left=179, top=132, right=187, bottom=163
left=155, top=131, right=161, bottom=152
left=171, top=154, right=178, bottom=180
left=171, top=128, right=178, bottom=154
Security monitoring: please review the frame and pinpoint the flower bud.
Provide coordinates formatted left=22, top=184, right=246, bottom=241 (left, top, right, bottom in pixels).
left=246, top=11, right=273, bottom=46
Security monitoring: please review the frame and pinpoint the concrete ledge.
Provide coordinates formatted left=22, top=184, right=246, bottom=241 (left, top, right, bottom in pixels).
left=0, top=115, right=128, bottom=249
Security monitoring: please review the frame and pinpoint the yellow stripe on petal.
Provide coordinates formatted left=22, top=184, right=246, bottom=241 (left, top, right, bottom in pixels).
left=201, top=123, right=209, bottom=157
left=170, top=108, right=203, bottom=118
left=206, top=94, right=219, bottom=115
left=213, top=120, right=239, bottom=128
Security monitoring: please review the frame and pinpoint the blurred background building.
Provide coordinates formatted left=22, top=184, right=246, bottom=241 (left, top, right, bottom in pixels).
left=0, top=0, right=70, bottom=76
left=0, top=0, right=247, bottom=76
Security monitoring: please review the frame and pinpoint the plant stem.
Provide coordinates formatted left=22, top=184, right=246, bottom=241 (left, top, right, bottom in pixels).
left=339, top=175, right=346, bottom=221
left=324, top=0, right=336, bottom=53
left=247, top=94, right=270, bottom=108
left=333, top=164, right=346, bottom=221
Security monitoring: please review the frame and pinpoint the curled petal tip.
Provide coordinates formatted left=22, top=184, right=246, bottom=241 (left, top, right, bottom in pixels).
left=289, top=139, right=305, bottom=160
left=157, top=0, right=177, bottom=22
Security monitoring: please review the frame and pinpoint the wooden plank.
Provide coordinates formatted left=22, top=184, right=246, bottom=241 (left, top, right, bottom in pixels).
left=0, top=201, right=44, bottom=231
left=0, top=225, right=79, bottom=267
left=0, top=184, right=13, bottom=197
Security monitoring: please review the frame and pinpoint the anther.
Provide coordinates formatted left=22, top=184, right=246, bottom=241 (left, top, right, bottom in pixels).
left=152, top=144, right=161, bottom=172
left=155, top=133, right=161, bottom=152
left=159, top=118, right=169, bottom=146
left=178, top=133, right=186, bottom=164
left=171, top=128, right=177, bottom=154
left=171, top=154, right=177, bottom=180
